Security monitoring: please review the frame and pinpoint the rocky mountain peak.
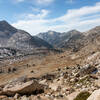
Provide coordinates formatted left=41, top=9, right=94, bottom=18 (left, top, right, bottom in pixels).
left=37, top=29, right=83, bottom=47
left=0, top=20, right=9, bottom=25
left=66, top=29, right=81, bottom=34
left=0, top=20, right=53, bottom=50
left=0, top=20, right=17, bottom=33
left=88, top=26, right=100, bottom=32
left=47, top=30, right=56, bottom=35
left=94, top=26, right=100, bottom=29
left=84, top=25, right=100, bottom=36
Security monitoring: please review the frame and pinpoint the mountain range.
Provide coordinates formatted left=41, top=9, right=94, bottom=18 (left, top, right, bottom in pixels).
left=0, top=20, right=53, bottom=50
left=37, top=26, right=100, bottom=52
left=0, top=20, right=100, bottom=58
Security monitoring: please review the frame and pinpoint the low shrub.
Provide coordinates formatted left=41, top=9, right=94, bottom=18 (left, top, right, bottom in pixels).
left=74, top=91, right=91, bottom=100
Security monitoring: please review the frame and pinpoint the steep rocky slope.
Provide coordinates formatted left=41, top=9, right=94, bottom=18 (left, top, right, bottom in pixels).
left=0, top=20, right=17, bottom=47
left=38, top=30, right=62, bottom=47
left=37, top=30, right=84, bottom=48
left=37, top=30, right=85, bottom=51
left=0, top=20, right=53, bottom=50
left=57, top=30, right=85, bottom=51
left=0, top=20, right=54, bottom=58
left=85, top=26, right=100, bottom=46
left=61, top=26, right=100, bottom=52
left=7, top=30, right=53, bottom=50
left=37, top=26, right=100, bottom=52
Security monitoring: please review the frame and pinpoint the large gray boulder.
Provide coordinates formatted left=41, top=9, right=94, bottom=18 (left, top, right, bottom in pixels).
left=87, top=89, right=100, bottom=100
left=0, top=77, right=44, bottom=96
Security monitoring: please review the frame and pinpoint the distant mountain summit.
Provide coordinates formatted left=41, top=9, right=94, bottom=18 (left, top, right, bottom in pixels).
left=38, top=30, right=62, bottom=47
left=57, top=30, right=85, bottom=51
left=0, top=20, right=17, bottom=33
left=0, top=20, right=53, bottom=50
left=37, top=30, right=84, bottom=50
left=37, top=27, right=100, bottom=52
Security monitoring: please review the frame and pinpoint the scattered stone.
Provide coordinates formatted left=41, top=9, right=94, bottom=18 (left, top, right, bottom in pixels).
left=77, top=65, right=97, bottom=77
left=14, top=93, right=20, bottom=99
left=67, top=91, right=80, bottom=100
left=21, top=95, right=29, bottom=100
left=95, top=79, right=100, bottom=87
left=42, top=74, right=55, bottom=81
left=0, top=95, right=7, bottom=99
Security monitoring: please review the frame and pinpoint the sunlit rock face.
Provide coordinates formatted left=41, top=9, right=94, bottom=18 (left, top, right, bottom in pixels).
left=0, top=20, right=53, bottom=50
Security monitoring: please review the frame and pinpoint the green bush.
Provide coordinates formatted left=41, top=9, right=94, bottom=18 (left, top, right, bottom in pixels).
left=74, top=91, right=91, bottom=100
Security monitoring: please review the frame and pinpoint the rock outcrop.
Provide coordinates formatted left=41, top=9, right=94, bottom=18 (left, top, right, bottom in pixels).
left=87, top=89, right=100, bottom=100
left=0, top=20, right=53, bottom=50
left=0, top=76, right=44, bottom=96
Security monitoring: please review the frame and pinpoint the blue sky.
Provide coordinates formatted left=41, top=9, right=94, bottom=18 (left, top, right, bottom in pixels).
left=0, top=0, right=100, bottom=35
